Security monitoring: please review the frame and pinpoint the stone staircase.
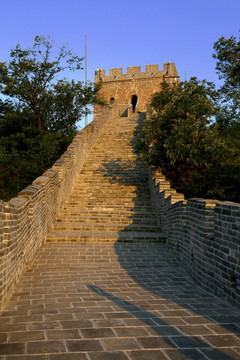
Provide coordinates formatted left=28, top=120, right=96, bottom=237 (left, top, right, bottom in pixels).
left=46, top=112, right=166, bottom=243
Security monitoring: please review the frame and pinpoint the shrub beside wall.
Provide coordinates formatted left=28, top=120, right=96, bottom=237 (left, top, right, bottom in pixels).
left=149, top=167, right=240, bottom=308
left=0, top=106, right=113, bottom=311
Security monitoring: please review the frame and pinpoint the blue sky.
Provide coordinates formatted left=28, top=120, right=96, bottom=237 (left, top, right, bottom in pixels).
left=1, top=0, right=239, bottom=127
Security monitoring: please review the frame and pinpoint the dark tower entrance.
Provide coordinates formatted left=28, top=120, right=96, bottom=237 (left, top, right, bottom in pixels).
left=132, top=95, right=138, bottom=113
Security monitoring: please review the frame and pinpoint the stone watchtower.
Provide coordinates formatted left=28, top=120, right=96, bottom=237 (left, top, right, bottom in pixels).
left=94, top=62, right=180, bottom=114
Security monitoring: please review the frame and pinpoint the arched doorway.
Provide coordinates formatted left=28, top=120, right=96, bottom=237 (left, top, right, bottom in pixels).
left=110, top=97, right=115, bottom=103
left=132, top=95, right=138, bottom=113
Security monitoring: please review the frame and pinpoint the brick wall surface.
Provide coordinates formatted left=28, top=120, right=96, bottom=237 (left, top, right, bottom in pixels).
left=148, top=167, right=240, bottom=308
left=94, top=63, right=180, bottom=114
left=0, top=106, right=114, bottom=310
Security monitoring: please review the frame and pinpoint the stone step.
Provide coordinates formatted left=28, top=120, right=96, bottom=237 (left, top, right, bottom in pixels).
left=71, top=183, right=149, bottom=188
left=58, top=208, right=156, bottom=215
left=64, top=203, right=152, bottom=209
left=66, top=197, right=151, bottom=203
left=67, top=192, right=151, bottom=198
left=52, top=222, right=162, bottom=232
left=80, top=168, right=147, bottom=172
left=71, top=189, right=150, bottom=194
left=70, top=194, right=150, bottom=199
left=45, top=113, right=164, bottom=245
left=81, top=159, right=145, bottom=163
left=55, top=215, right=160, bottom=225
left=81, top=164, right=147, bottom=168
left=72, top=184, right=149, bottom=189
left=72, top=188, right=147, bottom=192
left=80, top=189, right=149, bottom=193
left=46, top=230, right=166, bottom=243
left=64, top=198, right=151, bottom=205
left=73, top=177, right=149, bottom=182
left=62, top=205, right=154, bottom=213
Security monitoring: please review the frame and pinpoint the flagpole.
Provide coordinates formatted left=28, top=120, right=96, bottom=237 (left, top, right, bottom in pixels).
left=85, top=34, right=88, bottom=127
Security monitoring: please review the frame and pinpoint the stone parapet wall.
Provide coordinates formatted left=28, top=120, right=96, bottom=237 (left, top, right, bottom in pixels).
left=0, top=106, right=113, bottom=311
left=148, top=167, right=240, bottom=308
left=95, top=63, right=178, bottom=82
left=94, top=63, right=180, bottom=114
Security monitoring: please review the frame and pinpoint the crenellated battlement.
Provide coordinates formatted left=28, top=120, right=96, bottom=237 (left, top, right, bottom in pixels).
left=148, top=167, right=240, bottom=308
left=95, top=63, right=178, bottom=82
left=94, top=62, right=180, bottom=114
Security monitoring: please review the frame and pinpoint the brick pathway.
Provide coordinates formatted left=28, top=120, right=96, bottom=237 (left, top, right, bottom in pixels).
left=1, top=113, right=240, bottom=359
left=0, top=242, right=240, bottom=359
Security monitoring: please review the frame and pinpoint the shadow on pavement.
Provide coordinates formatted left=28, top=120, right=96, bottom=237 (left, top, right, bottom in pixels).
left=88, top=284, right=238, bottom=360
left=96, top=113, right=240, bottom=359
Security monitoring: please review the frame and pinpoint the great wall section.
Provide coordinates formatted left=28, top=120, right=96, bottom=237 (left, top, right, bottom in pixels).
left=0, top=106, right=113, bottom=310
left=0, top=63, right=240, bottom=358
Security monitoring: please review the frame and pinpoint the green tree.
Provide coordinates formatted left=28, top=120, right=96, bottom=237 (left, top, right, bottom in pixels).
left=0, top=35, right=102, bottom=135
left=136, top=79, right=240, bottom=201
left=213, top=32, right=240, bottom=123
left=138, top=79, right=216, bottom=164
left=0, top=36, right=104, bottom=200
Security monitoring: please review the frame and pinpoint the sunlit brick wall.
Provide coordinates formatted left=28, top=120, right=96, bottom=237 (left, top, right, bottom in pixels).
left=94, top=63, right=180, bottom=115
left=148, top=167, right=240, bottom=308
left=0, top=106, right=114, bottom=311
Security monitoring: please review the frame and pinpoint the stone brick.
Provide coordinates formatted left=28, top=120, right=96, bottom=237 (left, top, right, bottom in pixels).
left=49, top=354, right=87, bottom=360
left=102, top=338, right=141, bottom=351
left=9, top=331, right=45, bottom=342
left=202, top=334, right=240, bottom=347
left=5, top=356, right=46, bottom=360
left=27, top=341, right=66, bottom=354
left=66, top=340, right=103, bottom=352
left=127, top=350, right=168, bottom=360
left=89, top=352, right=129, bottom=360
left=45, top=329, right=80, bottom=340
left=164, top=349, right=208, bottom=360
left=81, top=328, right=115, bottom=338
left=0, top=343, right=25, bottom=355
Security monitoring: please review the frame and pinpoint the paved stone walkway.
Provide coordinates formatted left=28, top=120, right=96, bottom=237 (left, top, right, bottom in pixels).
left=0, top=242, right=240, bottom=360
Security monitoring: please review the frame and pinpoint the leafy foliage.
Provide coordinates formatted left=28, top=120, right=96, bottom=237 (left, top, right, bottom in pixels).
left=213, top=32, right=240, bottom=124
left=0, top=36, right=105, bottom=200
left=136, top=79, right=240, bottom=202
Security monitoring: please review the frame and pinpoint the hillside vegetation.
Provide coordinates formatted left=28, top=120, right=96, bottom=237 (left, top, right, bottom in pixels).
left=0, top=36, right=104, bottom=200
left=136, top=33, right=240, bottom=202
